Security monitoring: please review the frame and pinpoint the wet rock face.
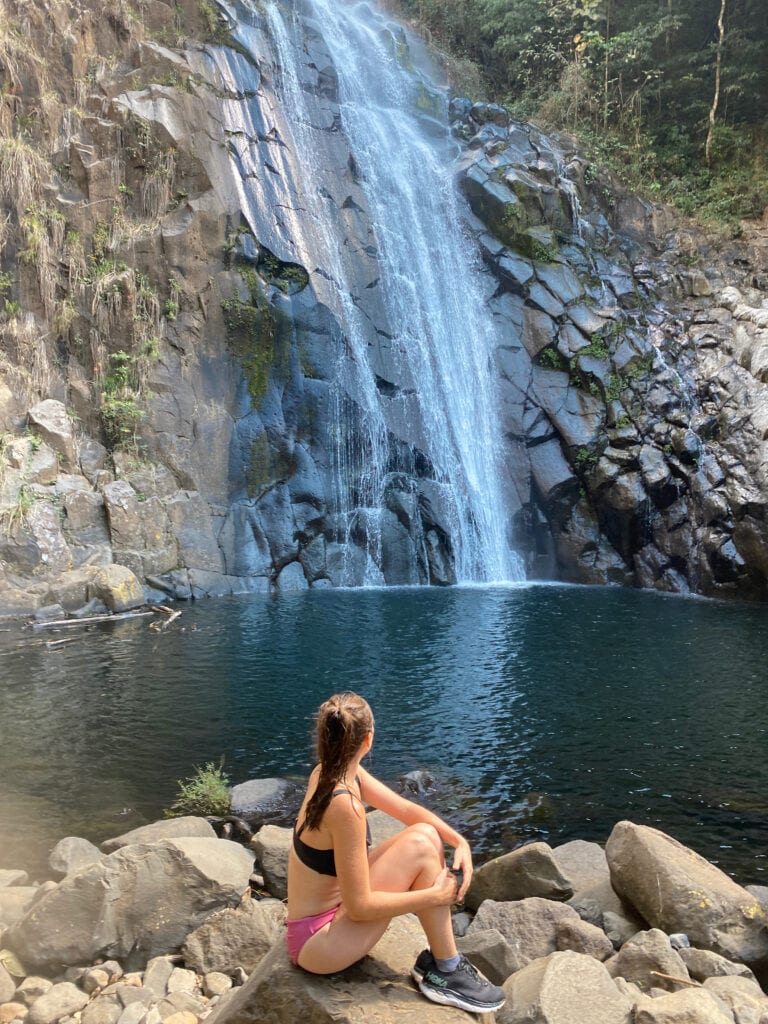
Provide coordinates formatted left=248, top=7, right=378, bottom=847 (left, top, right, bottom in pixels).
left=451, top=100, right=768, bottom=600
left=2, top=1, right=768, bottom=611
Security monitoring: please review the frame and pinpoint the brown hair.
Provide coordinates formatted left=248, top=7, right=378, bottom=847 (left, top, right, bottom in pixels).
left=303, top=692, right=373, bottom=831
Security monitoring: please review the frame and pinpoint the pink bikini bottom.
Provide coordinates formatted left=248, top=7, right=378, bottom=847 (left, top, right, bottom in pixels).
left=285, top=905, right=340, bottom=965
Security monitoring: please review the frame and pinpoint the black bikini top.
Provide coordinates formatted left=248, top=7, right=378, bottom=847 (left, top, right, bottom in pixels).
left=293, top=778, right=372, bottom=877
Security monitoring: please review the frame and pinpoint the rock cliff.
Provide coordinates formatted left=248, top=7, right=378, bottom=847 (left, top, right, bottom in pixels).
left=1, top=0, right=767, bottom=614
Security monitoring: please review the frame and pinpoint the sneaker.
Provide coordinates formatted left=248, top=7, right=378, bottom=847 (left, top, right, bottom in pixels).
left=411, top=948, right=435, bottom=984
left=418, top=954, right=506, bottom=1014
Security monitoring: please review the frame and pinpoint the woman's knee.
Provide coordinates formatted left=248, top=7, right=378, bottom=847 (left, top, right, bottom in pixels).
left=401, top=823, right=443, bottom=861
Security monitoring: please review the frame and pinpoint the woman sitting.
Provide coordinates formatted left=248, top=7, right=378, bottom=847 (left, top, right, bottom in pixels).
left=285, top=691, right=505, bottom=1014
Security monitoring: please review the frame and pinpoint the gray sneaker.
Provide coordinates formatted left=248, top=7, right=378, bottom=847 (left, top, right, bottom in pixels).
left=418, top=954, right=506, bottom=1013
left=411, top=948, right=434, bottom=984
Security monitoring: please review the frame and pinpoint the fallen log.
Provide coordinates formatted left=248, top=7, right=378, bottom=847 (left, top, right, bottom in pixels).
left=31, top=610, right=154, bottom=629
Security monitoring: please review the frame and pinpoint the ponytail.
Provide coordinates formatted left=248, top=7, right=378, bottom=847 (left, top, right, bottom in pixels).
left=304, top=692, right=373, bottom=831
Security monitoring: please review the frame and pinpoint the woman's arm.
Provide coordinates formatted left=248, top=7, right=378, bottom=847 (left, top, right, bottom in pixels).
left=326, top=794, right=457, bottom=922
left=357, top=766, right=473, bottom=899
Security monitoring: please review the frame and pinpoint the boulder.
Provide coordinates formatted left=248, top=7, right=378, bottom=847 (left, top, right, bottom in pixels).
left=552, top=840, right=610, bottom=893
left=48, top=837, right=102, bottom=878
left=15, top=978, right=53, bottom=1006
left=678, top=946, right=757, bottom=983
left=7, top=838, right=254, bottom=971
left=455, top=927, right=519, bottom=986
left=27, top=401, right=76, bottom=472
left=467, top=898, right=580, bottom=972
left=634, top=988, right=734, bottom=1024
left=556, top=917, right=614, bottom=962
left=101, top=816, right=216, bottom=852
left=89, top=565, right=145, bottom=613
left=251, top=826, right=291, bottom=901
left=498, top=950, right=632, bottom=1024
left=366, top=810, right=403, bottom=848
left=229, top=778, right=295, bottom=817
left=142, top=956, right=175, bottom=999
left=181, top=899, right=286, bottom=974
left=466, top=842, right=573, bottom=911
left=702, top=974, right=768, bottom=1021
left=605, top=822, right=768, bottom=965
left=606, top=929, right=690, bottom=992
left=204, top=915, right=471, bottom=1024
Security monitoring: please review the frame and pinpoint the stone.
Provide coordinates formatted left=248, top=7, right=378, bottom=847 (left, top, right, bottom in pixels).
left=26, top=983, right=89, bottom=1024
left=556, top=917, right=614, bottom=962
left=634, top=988, right=735, bottom=1024
left=0, top=1004, right=27, bottom=1023
left=455, top=927, right=519, bottom=986
left=498, top=951, right=632, bottom=1024
left=27, top=401, right=76, bottom=472
left=606, top=929, right=691, bottom=992
left=155, top=992, right=205, bottom=1019
left=101, top=816, right=216, bottom=852
left=744, top=884, right=768, bottom=913
left=702, top=975, right=768, bottom=1022
left=251, top=825, right=291, bottom=901
left=605, top=821, right=768, bottom=965
left=0, top=870, right=29, bottom=887
left=204, top=915, right=471, bottom=1024
left=142, top=957, right=175, bottom=999
left=48, top=837, right=102, bottom=878
left=0, top=887, right=38, bottom=927
left=202, top=974, right=232, bottom=998
left=162, top=1014, right=197, bottom=1024
left=181, top=898, right=286, bottom=975
left=228, top=778, right=294, bottom=817
left=82, top=968, right=111, bottom=994
left=0, top=961, right=16, bottom=1002
left=117, top=1006, right=149, bottom=1024
left=466, top=842, right=573, bottom=910
left=7, top=838, right=254, bottom=971
left=678, top=946, right=757, bottom=983
left=366, top=810, right=403, bottom=847
left=602, top=908, right=645, bottom=949
left=467, top=898, right=580, bottom=972
left=89, top=565, right=145, bottom=613
left=553, top=840, right=610, bottom=893
left=16, top=979, right=54, bottom=1006
left=166, top=969, right=196, bottom=994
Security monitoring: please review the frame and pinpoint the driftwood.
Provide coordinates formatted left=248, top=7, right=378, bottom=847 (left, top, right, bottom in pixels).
left=32, top=610, right=155, bottom=630
left=649, top=971, right=703, bottom=988
left=149, top=604, right=182, bottom=631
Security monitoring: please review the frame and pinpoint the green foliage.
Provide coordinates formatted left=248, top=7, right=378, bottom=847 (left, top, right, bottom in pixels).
left=399, top=0, right=768, bottom=228
left=101, top=352, right=144, bottom=450
left=165, top=759, right=231, bottom=818
left=538, top=347, right=565, bottom=370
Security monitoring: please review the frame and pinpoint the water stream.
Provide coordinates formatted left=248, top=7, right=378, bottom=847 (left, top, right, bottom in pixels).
left=207, top=0, right=524, bottom=584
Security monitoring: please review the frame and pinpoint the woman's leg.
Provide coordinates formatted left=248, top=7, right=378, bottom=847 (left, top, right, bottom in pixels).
left=296, top=823, right=457, bottom=975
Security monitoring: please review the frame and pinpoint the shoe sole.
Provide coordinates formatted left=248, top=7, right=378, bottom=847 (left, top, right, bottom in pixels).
left=418, top=979, right=505, bottom=1014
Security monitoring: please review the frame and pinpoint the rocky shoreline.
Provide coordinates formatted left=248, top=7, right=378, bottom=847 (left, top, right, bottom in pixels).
left=1, top=793, right=767, bottom=1024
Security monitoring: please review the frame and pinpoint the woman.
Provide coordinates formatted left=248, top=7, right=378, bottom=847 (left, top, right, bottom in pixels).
left=285, top=692, right=505, bottom=1014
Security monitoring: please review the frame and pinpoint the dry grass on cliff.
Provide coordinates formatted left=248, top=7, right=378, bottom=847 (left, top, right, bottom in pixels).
left=0, top=313, right=58, bottom=405
left=0, top=137, right=50, bottom=215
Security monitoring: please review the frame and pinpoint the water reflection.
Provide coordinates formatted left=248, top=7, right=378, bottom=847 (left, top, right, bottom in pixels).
left=1, top=585, right=767, bottom=882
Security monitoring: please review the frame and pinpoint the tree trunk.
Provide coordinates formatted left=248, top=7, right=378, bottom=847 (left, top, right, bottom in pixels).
left=705, top=0, right=727, bottom=167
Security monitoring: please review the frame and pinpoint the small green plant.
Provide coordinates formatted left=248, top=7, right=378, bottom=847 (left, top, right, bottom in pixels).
left=165, top=759, right=231, bottom=817
left=538, top=347, right=565, bottom=370
left=582, top=334, right=610, bottom=359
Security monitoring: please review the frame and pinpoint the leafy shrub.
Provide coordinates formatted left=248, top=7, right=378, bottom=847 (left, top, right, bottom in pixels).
left=165, top=760, right=231, bottom=818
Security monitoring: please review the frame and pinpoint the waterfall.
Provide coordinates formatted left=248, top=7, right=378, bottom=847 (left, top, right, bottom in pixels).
left=207, top=0, right=525, bottom=586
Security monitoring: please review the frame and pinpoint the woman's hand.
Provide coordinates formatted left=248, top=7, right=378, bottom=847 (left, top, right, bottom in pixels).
left=451, top=837, right=473, bottom=902
left=431, top=866, right=461, bottom=906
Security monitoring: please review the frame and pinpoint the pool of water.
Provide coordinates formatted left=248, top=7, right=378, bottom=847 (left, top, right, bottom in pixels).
left=1, top=584, right=767, bottom=884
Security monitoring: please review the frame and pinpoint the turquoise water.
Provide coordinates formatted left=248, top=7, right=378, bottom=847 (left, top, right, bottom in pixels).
left=1, top=584, right=767, bottom=883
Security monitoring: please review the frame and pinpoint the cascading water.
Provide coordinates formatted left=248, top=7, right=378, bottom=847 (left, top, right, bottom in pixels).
left=204, top=0, right=525, bottom=585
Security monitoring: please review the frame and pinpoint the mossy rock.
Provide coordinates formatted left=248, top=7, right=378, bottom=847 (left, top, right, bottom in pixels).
left=247, top=431, right=296, bottom=499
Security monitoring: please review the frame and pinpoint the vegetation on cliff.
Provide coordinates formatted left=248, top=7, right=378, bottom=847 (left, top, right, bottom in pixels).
left=391, top=0, right=768, bottom=230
